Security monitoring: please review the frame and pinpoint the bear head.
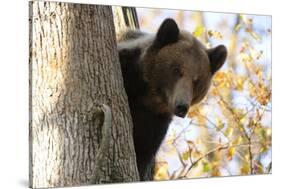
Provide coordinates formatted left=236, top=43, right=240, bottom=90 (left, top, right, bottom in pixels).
left=141, top=18, right=227, bottom=117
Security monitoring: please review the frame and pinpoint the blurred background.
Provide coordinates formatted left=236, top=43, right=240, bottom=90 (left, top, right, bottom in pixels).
left=122, top=7, right=272, bottom=180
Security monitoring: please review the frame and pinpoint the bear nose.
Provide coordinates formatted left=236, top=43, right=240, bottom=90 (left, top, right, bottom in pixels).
left=175, top=103, right=189, bottom=118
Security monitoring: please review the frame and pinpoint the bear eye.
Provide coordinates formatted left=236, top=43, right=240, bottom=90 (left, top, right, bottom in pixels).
left=193, top=79, right=199, bottom=87
left=173, top=67, right=183, bottom=77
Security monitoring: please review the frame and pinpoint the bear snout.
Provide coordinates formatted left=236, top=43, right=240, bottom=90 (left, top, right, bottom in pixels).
left=174, top=103, right=189, bottom=118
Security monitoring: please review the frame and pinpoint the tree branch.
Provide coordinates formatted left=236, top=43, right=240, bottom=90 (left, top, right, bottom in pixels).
left=91, top=104, right=112, bottom=183
left=176, top=142, right=263, bottom=179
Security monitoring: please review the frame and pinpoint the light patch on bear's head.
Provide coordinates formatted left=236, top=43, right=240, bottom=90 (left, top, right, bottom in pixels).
left=178, top=31, right=195, bottom=47
left=141, top=18, right=227, bottom=118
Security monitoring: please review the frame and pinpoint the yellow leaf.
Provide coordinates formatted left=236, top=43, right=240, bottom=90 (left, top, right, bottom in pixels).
left=186, top=140, right=195, bottom=146
left=193, top=26, right=205, bottom=37
left=227, top=147, right=235, bottom=160
left=259, top=146, right=267, bottom=153
left=266, top=128, right=272, bottom=136
left=250, top=30, right=261, bottom=41
left=182, top=151, right=190, bottom=161
left=235, top=24, right=242, bottom=31
left=202, top=161, right=211, bottom=172
left=225, top=127, right=234, bottom=137
left=235, top=77, right=245, bottom=91
left=207, top=30, right=223, bottom=40
left=237, top=136, right=243, bottom=144
left=188, top=109, right=199, bottom=118
left=240, top=163, right=250, bottom=175
left=216, top=119, right=225, bottom=131
left=154, top=162, right=169, bottom=180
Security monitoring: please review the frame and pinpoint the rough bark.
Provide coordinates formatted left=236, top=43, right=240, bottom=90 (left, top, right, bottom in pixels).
left=29, top=1, right=139, bottom=188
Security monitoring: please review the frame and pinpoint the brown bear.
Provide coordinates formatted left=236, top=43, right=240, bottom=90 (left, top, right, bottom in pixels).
left=117, top=18, right=227, bottom=181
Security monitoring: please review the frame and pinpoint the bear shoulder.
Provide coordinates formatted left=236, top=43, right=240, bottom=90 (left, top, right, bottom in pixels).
left=117, top=30, right=151, bottom=100
left=117, top=29, right=147, bottom=42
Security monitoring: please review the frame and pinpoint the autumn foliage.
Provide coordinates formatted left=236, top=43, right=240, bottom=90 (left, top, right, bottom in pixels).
left=136, top=10, right=272, bottom=180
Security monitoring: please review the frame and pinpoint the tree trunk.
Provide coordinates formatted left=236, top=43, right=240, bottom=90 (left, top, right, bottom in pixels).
left=112, top=6, right=139, bottom=34
left=29, top=1, right=139, bottom=188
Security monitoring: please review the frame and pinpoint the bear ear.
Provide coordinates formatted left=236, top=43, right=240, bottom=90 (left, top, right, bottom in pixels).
left=207, top=45, right=227, bottom=74
left=153, top=18, right=180, bottom=48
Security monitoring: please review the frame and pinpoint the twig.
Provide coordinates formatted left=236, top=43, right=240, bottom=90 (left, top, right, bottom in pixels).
left=177, top=142, right=262, bottom=179
left=248, top=138, right=253, bottom=174
left=195, top=112, right=229, bottom=140
left=180, top=144, right=229, bottom=178
left=175, top=146, right=187, bottom=167
left=172, top=120, right=193, bottom=145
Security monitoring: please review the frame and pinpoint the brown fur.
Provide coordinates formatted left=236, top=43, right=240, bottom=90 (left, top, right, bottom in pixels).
left=117, top=18, right=227, bottom=180
left=141, top=31, right=213, bottom=115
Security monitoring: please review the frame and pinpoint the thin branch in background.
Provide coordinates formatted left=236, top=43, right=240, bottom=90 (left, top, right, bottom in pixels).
left=217, top=93, right=251, bottom=139
left=177, top=142, right=262, bottom=179
left=181, top=144, right=229, bottom=178
left=249, top=107, right=267, bottom=135
left=187, top=142, right=194, bottom=165
left=163, top=120, right=193, bottom=146
left=248, top=138, right=253, bottom=174
left=246, top=96, right=272, bottom=112
left=174, top=145, right=187, bottom=167
left=222, top=163, right=233, bottom=176
left=195, top=112, right=229, bottom=140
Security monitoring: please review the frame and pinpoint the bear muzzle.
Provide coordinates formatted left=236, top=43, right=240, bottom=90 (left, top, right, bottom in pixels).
left=174, top=103, right=189, bottom=118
